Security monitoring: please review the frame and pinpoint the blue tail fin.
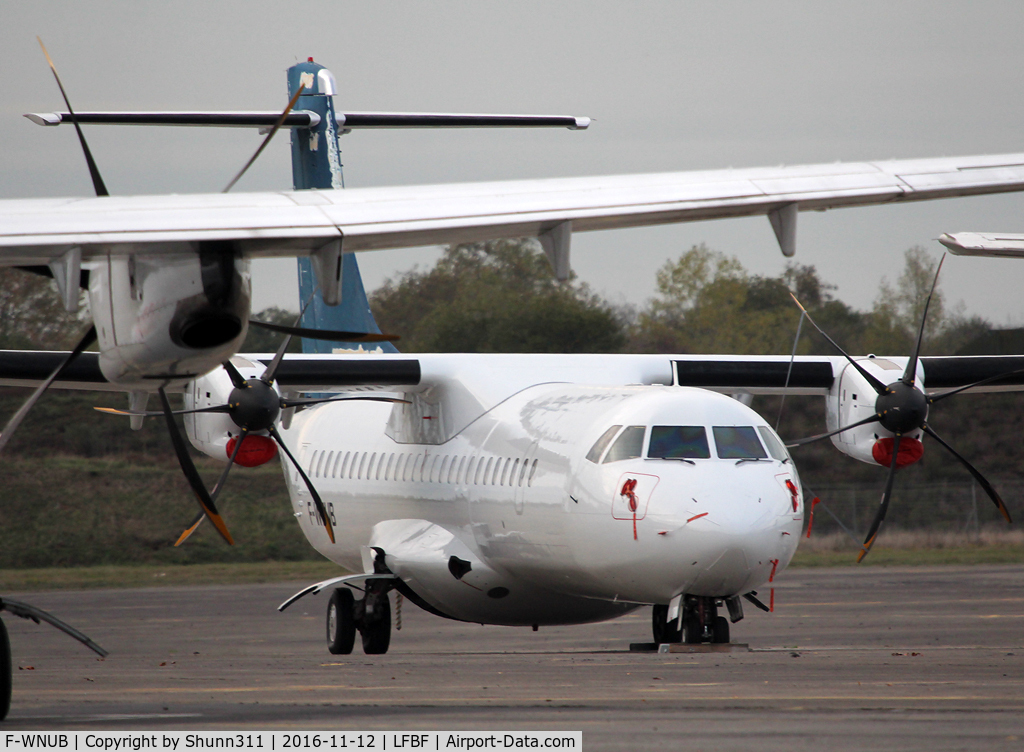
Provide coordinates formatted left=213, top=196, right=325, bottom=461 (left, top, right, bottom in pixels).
left=287, top=60, right=397, bottom=354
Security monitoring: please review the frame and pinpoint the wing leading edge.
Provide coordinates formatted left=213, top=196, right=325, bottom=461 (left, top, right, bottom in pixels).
left=3, top=153, right=1024, bottom=261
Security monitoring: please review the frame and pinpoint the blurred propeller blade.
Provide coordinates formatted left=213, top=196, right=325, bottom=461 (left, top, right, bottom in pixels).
left=858, top=434, right=902, bottom=563
left=174, top=427, right=249, bottom=546
left=280, top=395, right=411, bottom=409
left=37, top=38, right=108, bottom=197
left=786, top=413, right=882, bottom=448
left=901, top=253, right=946, bottom=388
left=928, top=367, right=1024, bottom=405
left=923, top=424, right=1011, bottom=524
left=223, top=84, right=304, bottom=193
left=0, top=325, right=96, bottom=455
left=789, top=292, right=889, bottom=396
left=94, top=404, right=231, bottom=418
left=1, top=598, right=107, bottom=657
left=222, top=360, right=248, bottom=389
left=157, top=387, right=234, bottom=545
left=269, top=425, right=334, bottom=544
left=248, top=319, right=399, bottom=343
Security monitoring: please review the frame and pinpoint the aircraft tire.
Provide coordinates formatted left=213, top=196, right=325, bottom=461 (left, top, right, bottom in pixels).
left=651, top=604, right=682, bottom=643
left=712, top=615, right=730, bottom=644
left=682, top=613, right=703, bottom=644
left=1, top=615, right=10, bottom=721
left=361, top=592, right=391, bottom=655
left=327, top=588, right=356, bottom=655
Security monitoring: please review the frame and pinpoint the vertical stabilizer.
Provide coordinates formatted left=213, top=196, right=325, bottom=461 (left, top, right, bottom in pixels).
left=287, top=60, right=397, bottom=354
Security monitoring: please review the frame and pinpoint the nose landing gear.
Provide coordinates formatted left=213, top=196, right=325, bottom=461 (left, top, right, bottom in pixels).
left=652, top=595, right=733, bottom=645
left=326, top=583, right=393, bottom=656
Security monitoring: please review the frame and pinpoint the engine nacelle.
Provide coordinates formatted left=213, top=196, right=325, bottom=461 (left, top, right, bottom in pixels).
left=826, top=356, right=925, bottom=467
left=87, top=242, right=251, bottom=388
left=183, top=356, right=278, bottom=467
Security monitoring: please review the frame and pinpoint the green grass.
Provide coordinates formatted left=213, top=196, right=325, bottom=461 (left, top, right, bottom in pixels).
left=790, top=545, right=1024, bottom=567
left=0, top=561, right=344, bottom=592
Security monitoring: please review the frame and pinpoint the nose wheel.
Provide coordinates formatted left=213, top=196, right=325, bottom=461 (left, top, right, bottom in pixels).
left=325, top=585, right=393, bottom=655
left=653, top=596, right=732, bottom=645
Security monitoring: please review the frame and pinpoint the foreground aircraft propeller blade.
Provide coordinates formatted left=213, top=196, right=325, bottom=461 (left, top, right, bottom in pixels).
left=785, top=413, right=882, bottom=448
left=858, top=434, right=903, bottom=563
left=37, top=38, right=108, bottom=198
left=923, top=424, right=1012, bottom=524
left=280, top=395, right=411, bottom=409
left=93, top=404, right=232, bottom=418
left=248, top=319, right=399, bottom=343
left=222, top=359, right=248, bottom=389
left=0, top=325, right=96, bottom=455
left=901, top=254, right=945, bottom=389
left=223, top=84, right=305, bottom=193
left=927, top=367, right=1024, bottom=406
left=788, top=293, right=889, bottom=396
left=1, top=598, right=107, bottom=657
left=269, top=425, right=335, bottom=544
left=157, top=387, right=234, bottom=545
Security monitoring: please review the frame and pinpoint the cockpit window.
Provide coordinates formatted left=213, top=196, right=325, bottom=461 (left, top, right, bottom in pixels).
left=648, top=426, right=710, bottom=459
left=586, top=425, right=622, bottom=463
left=712, top=426, right=768, bottom=459
left=757, top=425, right=790, bottom=462
left=603, top=425, right=646, bottom=463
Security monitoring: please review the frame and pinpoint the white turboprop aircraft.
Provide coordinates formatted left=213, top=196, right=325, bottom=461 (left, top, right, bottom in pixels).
left=0, top=56, right=1023, bottom=674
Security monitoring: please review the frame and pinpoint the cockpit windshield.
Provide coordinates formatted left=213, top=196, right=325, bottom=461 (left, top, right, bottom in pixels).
left=648, top=426, right=710, bottom=459
left=603, top=425, right=646, bottom=463
left=712, top=426, right=768, bottom=459
left=757, top=425, right=790, bottom=462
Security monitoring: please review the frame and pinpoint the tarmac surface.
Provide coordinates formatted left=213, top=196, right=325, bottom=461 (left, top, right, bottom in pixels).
left=1, top=565, right=1023, bottom=750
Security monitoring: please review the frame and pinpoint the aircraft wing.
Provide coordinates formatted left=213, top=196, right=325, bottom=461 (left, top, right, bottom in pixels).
left=939, top=232, right=1024, bottom=258
left=4, top=351, right=1024, bottom=397
left=3, top=153, right=1024, bottom=262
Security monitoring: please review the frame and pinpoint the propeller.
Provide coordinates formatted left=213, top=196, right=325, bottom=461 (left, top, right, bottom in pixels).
left=248, top=318, right=398, bottom=343
left=97, top=326, right=407, bottom=546
left=0, top=44, right=110, bottom=455
left=785, top=253, right=1013, bottom=561
left=223, top=84, right=305, bottom=193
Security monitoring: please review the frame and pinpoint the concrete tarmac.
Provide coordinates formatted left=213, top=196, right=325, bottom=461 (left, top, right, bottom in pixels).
left=1, top=565, right=1023, bottom=750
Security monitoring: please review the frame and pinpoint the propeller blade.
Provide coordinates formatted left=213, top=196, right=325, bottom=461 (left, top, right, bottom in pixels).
left=174, top=428, right=249, bottom=547
left=902, top=253, right=946, bottom=388
left=94, top=404, right=231, bottom=418
left=279, top=395, right=411, bottom=409
left=0, top=325, right=96, bottom=455
left=1, top=598, right=107, bottom=657
left=858, top=434, right=902, bottom=563
left=248, top=319, right=399, bottom=343
left=269, top=425, right=335, bottom=544
left=789, top=292, right=889, bottom=396
left=37, top=38, right=108, bottom=197
left=786, top=413, right=882, bottom=448
left=223, top=84, right=304, bottom=193
left=157, top=387, right=234, bottom=545
left=923, top=424, right=1011, bottom=524
left=222, top=360, right=248, bottom=389
left=928, top=367, right=1024, bottom=405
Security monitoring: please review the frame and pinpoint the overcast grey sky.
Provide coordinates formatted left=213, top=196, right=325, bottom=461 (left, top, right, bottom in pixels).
left=5, top=1, right=1024, bottom=325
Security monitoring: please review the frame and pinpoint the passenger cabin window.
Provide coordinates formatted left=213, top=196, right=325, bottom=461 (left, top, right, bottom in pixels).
left=603, top=426, right=646, bottom=463
left=757, top=426, right=789, bottom=462
left=712, top=426, right=768, bottom=459
left=586, top=425, right=622, bottom=463
left=648, top=426, right=710, bottom=459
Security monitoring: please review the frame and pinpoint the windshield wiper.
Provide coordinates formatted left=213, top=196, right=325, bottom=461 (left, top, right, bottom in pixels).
left=646, top=457, right=696, bottom=465
left=734, top=457, right=771, bottom=465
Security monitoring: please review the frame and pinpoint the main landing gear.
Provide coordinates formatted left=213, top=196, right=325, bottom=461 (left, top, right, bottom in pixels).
left=327, top=582, right=392, bottom=655
left=652, top=595, right=735, bottom=645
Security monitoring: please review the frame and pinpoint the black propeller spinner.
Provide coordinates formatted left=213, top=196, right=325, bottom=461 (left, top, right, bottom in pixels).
left=786, top=254, right=1013, bottom=562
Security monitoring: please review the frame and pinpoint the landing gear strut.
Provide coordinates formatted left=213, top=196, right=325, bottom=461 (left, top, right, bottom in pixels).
left=325, top=583, right=392, bottom=656
left=1, top=616, right=11, bottom=722
left=652, top=596, right=733, bottom=645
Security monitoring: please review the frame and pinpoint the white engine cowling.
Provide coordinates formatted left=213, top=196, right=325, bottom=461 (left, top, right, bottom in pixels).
left=87, top=244, right=251, bottom=388
left=826, top=356, right=925, bottom=467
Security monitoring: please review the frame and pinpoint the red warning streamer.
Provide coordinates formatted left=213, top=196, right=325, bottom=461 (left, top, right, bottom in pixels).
left=806, top=497, right=822, bottom=538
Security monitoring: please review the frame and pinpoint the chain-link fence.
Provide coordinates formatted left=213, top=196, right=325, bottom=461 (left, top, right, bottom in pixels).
left=799, top=479, right=1023, bottom=543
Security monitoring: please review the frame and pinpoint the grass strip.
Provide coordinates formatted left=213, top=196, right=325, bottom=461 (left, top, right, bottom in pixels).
left=0, top=560, right=343, bottom=592
left=790, top=545, right=1024, bottom=567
